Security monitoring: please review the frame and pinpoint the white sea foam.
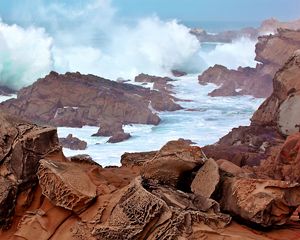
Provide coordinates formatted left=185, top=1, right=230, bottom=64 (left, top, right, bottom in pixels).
left=0, top=0, right=258, bottom=89
left=0, top=94, right=17, bottom=103
left=0, top=21, right=52, bottom=90
left=58, top=74, right=264, bottom=166
left=199, top=37, right=258, bottom=69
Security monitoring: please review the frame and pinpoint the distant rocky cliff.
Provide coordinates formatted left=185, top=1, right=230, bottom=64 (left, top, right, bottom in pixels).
left=198, top=29, right=300, bottom=98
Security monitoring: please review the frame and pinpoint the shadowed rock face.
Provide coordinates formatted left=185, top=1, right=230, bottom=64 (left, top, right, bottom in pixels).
left=0, top=71, right=182, bottom=141
left=198, top=29, right=300, bottom=98
left=252, top=50, right=300, bottom=135
left=0, top=110, right=60, bottom=229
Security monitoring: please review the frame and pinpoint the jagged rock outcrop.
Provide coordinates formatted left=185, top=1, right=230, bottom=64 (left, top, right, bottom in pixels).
left=0, top=110, right=60, bottom=229
left=93, top=177, right=231, bottom=240
left=135, top=73, right=175, bottom=95
left=198, top=65, right=273, bottom=97
left=59, top=134, right=87, bottom=150
left=198, top=29, right=300, bottom=98
left=256, top=133, right=300, bottom=182
left=0, top=72, right=182, bottom=139
left=92, top=119, right=132, bottom=143
left=203, top=50, right=300, bottom=167
left=252, top=50, right=300, bottom=135
left=220, top=177, right=300, bottom=227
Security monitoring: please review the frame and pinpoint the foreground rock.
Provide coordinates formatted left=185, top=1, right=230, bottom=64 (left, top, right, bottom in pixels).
left=0, top=71, right=182, bottom=139
left=38, top=159, right=97, bottom=213
left=59, top=134, right=87, bottom=150
left=141, top=139, right=205, bottom=188
left=0, top=110, right=60, bottom=229
left=221, top=177, right=300, bottom=227
left=198, top=29, right=300, bottom=98
left=0, top=118, right=300, bottom=239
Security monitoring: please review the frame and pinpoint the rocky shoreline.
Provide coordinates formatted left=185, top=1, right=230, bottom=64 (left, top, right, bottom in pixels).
left=0, top=48, right=300, bottom=239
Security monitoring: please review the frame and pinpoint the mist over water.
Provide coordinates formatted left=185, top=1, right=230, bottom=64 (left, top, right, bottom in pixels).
left=0, top=0, right=258, bottom=89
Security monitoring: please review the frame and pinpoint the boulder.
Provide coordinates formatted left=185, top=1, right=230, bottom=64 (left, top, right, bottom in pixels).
left=107, top=131, right=131, bottom=143
left=141, top=140, right=205, bottom=188
left=191, top=158, right=220, bottom=198
left=220, top=177, right=300, bottom=227
left=121, top=151, right=157, bottom=167
left=37, top=159, right=97, bottom=213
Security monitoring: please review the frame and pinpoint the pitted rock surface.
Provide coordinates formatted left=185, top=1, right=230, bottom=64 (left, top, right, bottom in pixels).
left=38, top=159, right=97, bottom=213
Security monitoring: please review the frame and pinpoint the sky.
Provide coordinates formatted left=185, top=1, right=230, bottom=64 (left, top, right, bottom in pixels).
left=0, top=0, right=299, bottom=25
left=114, top=0, right=300, bottom=22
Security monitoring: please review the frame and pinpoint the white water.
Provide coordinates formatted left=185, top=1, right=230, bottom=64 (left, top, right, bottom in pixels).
left=57, top=75, right=264, bottom=166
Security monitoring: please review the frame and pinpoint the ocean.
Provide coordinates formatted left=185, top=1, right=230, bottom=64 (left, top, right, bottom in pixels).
left=0, top=3, right=264, bottom=166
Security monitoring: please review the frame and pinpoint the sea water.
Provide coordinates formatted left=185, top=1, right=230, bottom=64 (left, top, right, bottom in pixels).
left=57, top=75, right=264, bottom=166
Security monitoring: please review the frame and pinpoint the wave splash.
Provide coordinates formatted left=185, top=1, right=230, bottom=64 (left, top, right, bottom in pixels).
left=0, top=0, right=257, bottom=89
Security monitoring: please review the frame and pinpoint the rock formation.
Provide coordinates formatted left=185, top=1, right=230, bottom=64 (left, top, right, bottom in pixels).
left=199, top=29, right=300, bottom=98
left=0, top=112, right=300, bottom=239
left=59, top=134, right=87, bottom=150
left=190, top=27, right=258, bottom=43
left=0, top=86, right=15, bottom=96
left=135, top=73, right=175, bottom=95
left=203, top=49, right=300, bottom=168
left=0, top=71, right=182, bottom=142
left=190, top=18, right=300, bottom=44
left=258, top=18, right=300, bottom=34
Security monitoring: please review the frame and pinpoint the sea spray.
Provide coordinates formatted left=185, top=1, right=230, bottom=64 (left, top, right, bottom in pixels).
left=0, top=21, right=52, bottom=90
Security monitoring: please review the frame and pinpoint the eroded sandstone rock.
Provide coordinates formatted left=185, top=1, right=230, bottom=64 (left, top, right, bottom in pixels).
left=93, top=178, right=231, bottom=240
left=191, top=159, right=220, bottom=198
left=0, top=111, right=61, bottom=229
left=37, top=159, right=97, bottom=213
left=220, top=177, right=300, bottom=227
left=142, top=140, right=205, bottom=187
